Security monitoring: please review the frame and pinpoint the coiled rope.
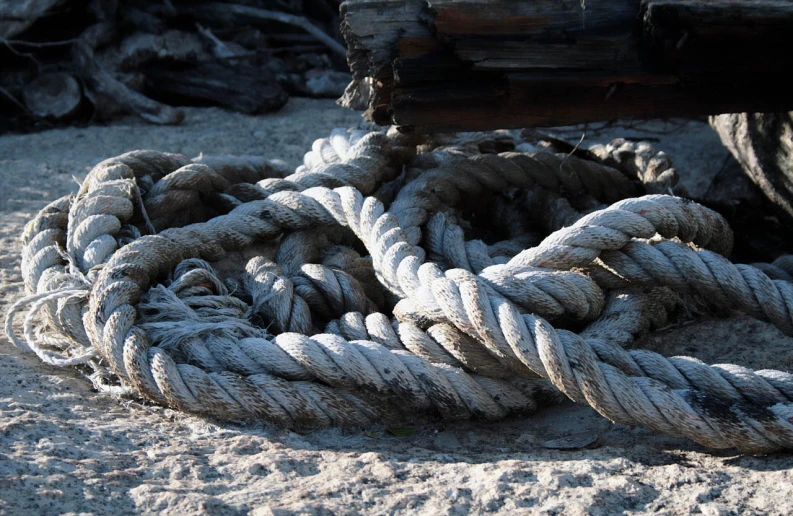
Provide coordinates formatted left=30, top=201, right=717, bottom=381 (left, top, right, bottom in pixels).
left=5, top=127, right=793, bottom=453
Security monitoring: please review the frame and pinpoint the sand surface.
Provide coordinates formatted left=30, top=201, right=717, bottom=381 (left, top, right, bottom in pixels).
left=1, top=99, right=792, bottom=515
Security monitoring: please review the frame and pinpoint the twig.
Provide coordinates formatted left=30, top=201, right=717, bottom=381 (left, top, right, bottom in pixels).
left=195, top=3, right=347, bottom=58
left=558, top=129, right=588, bottom=172
left=0, top=86, right=32, bottom=114
left=2, top=37, right=79, bottom=48
left=568, top=130, right=587, bottom=156
left=195, top=24, right=247, bottom=60
left=0, top=36, right=82, bottom=70
left=0, top=38, right=42, bottom=67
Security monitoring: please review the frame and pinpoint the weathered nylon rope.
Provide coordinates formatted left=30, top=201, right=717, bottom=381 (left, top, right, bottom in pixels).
left=5, top=128, right=793, bottom=453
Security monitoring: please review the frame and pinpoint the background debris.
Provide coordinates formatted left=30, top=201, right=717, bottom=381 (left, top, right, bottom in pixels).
left=0, top=0, right=350, bottom=132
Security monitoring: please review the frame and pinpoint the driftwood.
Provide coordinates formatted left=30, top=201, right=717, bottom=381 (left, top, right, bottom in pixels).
left=1, top=0, right=348, bottom=129
left=186, top=3, right=347, bottom=58
left=21, top=72, right=82, bottom=119
left=72, top=40, right=185, bottom=125
left=341, top=0, right=793, bottom=133
left=144, top=61, right=289, bottom=114
left=115, top=30, right=209, bottom=70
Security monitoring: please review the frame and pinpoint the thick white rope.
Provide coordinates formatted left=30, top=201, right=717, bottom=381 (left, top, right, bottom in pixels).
left=5, top=127, right=793, bottom=453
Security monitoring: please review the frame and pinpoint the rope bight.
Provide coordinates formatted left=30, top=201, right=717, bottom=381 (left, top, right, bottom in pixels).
left=6, top=126, right=793, bottom=453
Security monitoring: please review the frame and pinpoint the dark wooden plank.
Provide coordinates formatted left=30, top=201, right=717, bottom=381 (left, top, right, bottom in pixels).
left=340, top=0, right=793, bottom=132
left=390, top=71, right=793, bottom=132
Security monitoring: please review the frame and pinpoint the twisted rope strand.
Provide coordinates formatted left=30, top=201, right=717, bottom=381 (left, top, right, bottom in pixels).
left=390, top=149, right=643, bottom=247
left=586, top=240, right=793, bottom=335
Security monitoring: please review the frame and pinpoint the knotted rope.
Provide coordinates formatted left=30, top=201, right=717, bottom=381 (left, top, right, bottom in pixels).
left=6, top=128, right=793, bottom=453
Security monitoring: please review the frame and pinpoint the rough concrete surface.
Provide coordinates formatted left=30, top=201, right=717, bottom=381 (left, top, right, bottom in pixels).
left=1, top=99, right=792, bottom=515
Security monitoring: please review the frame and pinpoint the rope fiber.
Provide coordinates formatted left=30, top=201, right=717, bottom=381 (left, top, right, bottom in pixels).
left=5, top=127, right=793, bottom=453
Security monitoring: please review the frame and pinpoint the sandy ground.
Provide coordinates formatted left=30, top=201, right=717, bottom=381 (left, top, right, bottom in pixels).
left=1, top=99, right=792, bottom=515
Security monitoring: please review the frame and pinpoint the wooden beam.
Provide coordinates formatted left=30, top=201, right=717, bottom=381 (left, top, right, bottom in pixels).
left=340, top=0, right=793, bottom=133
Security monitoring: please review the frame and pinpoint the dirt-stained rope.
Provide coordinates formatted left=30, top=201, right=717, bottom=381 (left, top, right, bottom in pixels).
left=6, top=127, right=793, bottom=453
